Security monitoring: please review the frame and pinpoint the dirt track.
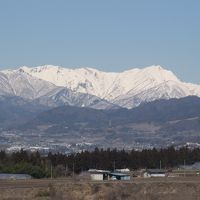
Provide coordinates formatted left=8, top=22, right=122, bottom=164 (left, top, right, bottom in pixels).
left=1, top=178, right=200, bottom=200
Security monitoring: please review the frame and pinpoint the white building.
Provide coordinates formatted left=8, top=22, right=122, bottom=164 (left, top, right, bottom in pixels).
left=143, top=169, right=168, bottom=178
left=91, top=173, right=104, bottom=181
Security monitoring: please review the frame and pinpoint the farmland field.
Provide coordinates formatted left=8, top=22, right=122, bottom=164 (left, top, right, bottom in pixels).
left=1, top=177, right=200, bottom=200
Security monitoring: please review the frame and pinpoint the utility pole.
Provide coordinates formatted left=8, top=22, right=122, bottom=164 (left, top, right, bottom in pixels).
left=184, top=159, right=186, bottom=177
left=113, top=160, right=116, bottom=172
left=72, top=161, right=75, bottom=178
left=160, top=160, right=162, bottom=169
left=50, top=163, right=53, bottom=179
left=65, top=164, right=68, bottom=177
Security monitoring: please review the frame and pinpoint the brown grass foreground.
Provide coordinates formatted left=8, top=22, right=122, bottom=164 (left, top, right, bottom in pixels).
left=1, top=177, right=200, bottom=200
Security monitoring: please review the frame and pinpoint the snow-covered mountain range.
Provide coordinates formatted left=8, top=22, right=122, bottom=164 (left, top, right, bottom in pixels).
left=1, top=65, right=200, bottom=108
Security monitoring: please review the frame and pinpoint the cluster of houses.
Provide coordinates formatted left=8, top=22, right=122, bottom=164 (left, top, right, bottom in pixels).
left=88, top=168, right=168, bottom=181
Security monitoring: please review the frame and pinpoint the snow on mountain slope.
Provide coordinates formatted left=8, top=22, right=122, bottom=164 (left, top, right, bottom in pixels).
left=113, top=80, right=195, bottom=108
left=0, top=68, right=116, bottom=109
left=0, top=69, right=57, bottom=99
left=19, top=65, right=180, bottom=99
left=20, top=65, right=118, bottom=99
left=34, top=87, right=118, bottom=109
left=1, top=65, right=200, bottom=108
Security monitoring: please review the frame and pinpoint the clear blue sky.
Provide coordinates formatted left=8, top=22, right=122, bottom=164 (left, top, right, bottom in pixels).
left=0, top=0, right=200, bottom=83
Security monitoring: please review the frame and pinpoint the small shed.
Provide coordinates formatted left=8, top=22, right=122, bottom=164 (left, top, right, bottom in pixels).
left=143, top=169, right=168, bottom=178
left=88, top=169, right=110, bottom=181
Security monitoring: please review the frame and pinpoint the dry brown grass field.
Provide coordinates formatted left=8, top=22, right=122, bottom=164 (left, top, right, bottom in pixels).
left=1, top=177, right=200, bottom=200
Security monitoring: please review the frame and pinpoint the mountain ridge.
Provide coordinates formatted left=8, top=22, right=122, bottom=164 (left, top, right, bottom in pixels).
left=1, top=65, right=200, bottom=108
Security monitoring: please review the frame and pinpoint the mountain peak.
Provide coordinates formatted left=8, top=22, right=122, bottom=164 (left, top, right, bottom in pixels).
left=141, top=65, right=179, bottom=83
left=144, top=65, right=163, bottom=70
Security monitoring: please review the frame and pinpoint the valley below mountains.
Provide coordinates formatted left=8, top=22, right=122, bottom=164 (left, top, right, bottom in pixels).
left=1, top=65, right=200, bottom=153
